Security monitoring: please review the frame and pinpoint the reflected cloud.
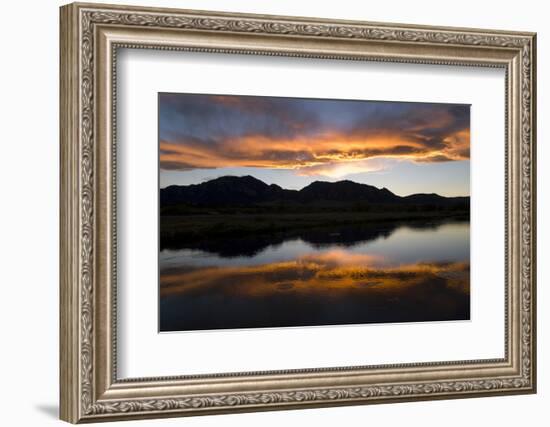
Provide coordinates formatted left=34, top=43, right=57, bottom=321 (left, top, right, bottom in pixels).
left=160, top=254, right=470, bottom=331
left=160, top=254, right=470, bottom=300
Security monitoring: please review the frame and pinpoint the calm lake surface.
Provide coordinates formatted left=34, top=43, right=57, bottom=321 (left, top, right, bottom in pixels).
left=159, top=220, right=470, bottom=332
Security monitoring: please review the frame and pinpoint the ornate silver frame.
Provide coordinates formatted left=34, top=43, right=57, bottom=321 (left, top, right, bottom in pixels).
left=60, top=2, right=537, bottom=423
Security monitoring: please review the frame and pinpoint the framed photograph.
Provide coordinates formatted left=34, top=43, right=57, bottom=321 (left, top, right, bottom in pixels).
left=60, top=2, right=537, bottom=423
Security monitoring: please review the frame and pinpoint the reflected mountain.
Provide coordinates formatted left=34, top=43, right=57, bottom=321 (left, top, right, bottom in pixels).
left=161, top=218, right=462, bottom=257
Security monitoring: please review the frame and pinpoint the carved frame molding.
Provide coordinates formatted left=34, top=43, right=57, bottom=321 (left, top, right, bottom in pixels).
left=60, top=2, right=536, bottom=423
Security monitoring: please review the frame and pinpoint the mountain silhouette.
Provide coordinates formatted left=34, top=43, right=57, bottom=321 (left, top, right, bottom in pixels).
left=298, top=180, right=400, bottom=203
left=160, top=175, right=469, bottom=207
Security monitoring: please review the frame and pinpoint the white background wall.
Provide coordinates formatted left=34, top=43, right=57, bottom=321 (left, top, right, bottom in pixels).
left=0, top=0, right=546, bottom=426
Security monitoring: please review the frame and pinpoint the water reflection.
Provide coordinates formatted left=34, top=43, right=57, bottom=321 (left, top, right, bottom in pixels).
left=160, top=220, right=470, bottom=331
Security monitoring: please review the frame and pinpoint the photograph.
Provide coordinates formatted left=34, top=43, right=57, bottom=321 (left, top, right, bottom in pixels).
left=158, top=93, right=471, bottom=332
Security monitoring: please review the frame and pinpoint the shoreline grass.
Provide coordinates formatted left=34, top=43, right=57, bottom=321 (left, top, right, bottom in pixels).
left=160, top=209, right=469, bottom=244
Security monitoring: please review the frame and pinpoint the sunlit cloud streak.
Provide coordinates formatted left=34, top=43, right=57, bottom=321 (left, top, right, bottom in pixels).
left=159, top=93, right=470, bottom=177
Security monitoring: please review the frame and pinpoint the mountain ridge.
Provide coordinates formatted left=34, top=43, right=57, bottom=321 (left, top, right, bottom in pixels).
left=160, top=175, right=469, bottom=207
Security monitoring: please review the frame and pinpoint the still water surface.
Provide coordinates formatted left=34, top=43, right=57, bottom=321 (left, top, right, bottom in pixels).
left=160, top=221, right=470, bottom=331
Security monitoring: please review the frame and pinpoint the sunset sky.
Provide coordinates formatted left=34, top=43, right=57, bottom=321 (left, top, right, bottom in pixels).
left=159, top=93, right=470, bottom=196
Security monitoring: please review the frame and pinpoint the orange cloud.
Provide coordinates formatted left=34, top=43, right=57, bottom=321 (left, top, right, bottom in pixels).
left=160, top=126, right=470, bottom=175
left=159, top=93, right=470, bottom=176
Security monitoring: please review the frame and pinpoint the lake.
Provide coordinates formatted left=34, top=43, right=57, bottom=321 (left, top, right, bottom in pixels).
left=159, top=220, right=470, bottom=332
